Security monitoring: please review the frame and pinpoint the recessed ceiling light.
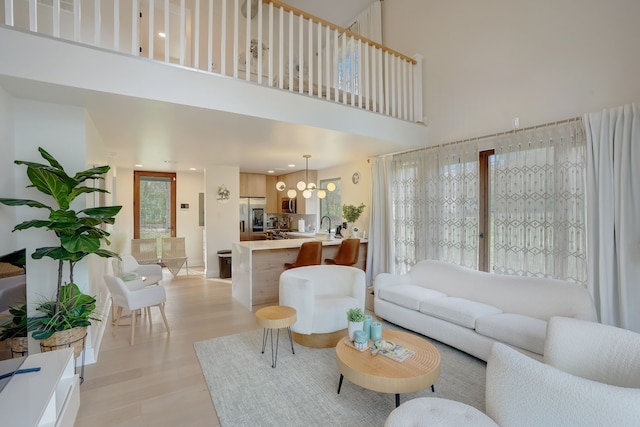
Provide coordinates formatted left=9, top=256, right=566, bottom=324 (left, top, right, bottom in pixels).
left=288, top=164, right=295, bottom=168
left=267, top=170, right=274, bottom=174
left=159, top=32, right=166, bottom=38
left=135, top=164, right=143, bottom=168
left=189, top=167, right=196, bottom=171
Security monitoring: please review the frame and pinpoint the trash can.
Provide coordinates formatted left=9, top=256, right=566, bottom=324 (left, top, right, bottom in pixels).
left=218, top=250, right=232, bottom=279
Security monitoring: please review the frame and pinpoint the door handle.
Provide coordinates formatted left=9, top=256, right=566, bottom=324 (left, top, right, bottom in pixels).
left=240, top=221, right=245, bottom=232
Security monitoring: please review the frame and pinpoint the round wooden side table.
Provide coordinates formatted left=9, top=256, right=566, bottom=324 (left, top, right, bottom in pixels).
left=255, top=305, right=297, bottom=368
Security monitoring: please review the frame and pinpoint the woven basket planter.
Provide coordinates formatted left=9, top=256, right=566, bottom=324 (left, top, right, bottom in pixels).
left=7, top=336, right=28, bottom=358
left=39, top=326, right=87, bottom=359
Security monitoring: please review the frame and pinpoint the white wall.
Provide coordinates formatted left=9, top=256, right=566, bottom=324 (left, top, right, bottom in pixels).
left=383, top=0, right=640, bottom=145
left=318, top=158, right=371, bottom=235
left=204, top=165, right=239, bottom=278
left=176, top=171, right=205, bottom=266
left=0, top=87, right=17, bottom=253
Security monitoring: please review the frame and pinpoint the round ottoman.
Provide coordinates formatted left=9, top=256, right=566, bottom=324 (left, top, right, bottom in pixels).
left=384, top=397, right=498, bottom=427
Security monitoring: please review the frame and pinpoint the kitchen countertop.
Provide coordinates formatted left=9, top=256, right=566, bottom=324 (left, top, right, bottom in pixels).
left=236, top=237, right=368, bottom=251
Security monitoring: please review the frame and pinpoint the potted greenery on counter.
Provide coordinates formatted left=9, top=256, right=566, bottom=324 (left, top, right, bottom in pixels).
left=0, top=147, right=122, bottom=357
left=342, top=203, right=366, bottom=238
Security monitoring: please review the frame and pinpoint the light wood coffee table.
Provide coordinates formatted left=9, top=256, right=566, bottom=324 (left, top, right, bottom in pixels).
left=336, top=329, right=440, bottom=407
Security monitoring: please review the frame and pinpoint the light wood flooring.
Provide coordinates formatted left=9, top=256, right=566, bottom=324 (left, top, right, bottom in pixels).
left=75, top=268, right=265, bottom=427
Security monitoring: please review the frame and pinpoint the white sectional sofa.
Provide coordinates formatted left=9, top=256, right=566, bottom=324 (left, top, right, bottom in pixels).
left=373, top=260, right=597, bottom=361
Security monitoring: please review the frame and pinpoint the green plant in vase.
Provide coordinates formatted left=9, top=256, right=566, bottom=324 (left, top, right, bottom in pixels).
left=0, top=147, right=122, bottom=357
left=342, top=203, right=366, bottom=238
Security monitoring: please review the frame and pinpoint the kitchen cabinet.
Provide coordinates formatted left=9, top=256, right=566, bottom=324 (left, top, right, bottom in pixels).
left=239, top=173, right=266, bottom=197
left=265, top=175, right=278, bottom=213
left=275, top=170, right=318, bottom=215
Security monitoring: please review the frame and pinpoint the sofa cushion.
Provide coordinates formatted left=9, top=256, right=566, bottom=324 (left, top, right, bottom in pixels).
left=419, top=297, right=502, bottom=329
left=476, top=313, right=547, bottom=354
left=378, top=285, right=447, bottom=311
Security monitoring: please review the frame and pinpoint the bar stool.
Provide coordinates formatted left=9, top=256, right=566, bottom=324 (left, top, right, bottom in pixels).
left=324, top=238, right=360, bottom=266
left=284, top=241, right=322, bottom=269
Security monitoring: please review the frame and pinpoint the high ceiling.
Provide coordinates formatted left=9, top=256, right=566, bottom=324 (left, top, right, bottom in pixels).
left=3, top=0, right=422, bottom=175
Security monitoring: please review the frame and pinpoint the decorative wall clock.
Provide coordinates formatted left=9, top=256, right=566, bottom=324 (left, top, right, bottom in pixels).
left=352, top=172, right=361, bottom=184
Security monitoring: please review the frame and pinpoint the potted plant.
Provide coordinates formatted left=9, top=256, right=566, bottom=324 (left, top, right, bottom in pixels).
left=0, top=304, right=28, bottom=358
left=0, top=147, right=122, bottom=357
left=341, top=203, right=366, bottom=238
left=346, top=307, right=365, bottom=341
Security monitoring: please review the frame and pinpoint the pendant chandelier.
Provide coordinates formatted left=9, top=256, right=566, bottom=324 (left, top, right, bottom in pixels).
left=276, top=155, right=336, bottom=199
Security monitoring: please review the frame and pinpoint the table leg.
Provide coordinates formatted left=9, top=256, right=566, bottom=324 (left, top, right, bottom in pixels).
left=431, top=385, right=435, bottom=392
left=261, top=328, right=268, bottom=354
left=272, top=329, right=280, bottom=368
left=395, top=394, right=400, bottom=408
left=286, top=326, right=295, bottom=354
left=337, top=374, right=344, bottom=394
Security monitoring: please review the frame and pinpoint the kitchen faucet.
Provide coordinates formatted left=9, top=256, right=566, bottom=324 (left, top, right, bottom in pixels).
left=320, top=215, right=331, bottom=233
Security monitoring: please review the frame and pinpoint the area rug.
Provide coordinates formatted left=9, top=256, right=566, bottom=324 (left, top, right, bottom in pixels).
left=194, top=325, right=486, bottom=427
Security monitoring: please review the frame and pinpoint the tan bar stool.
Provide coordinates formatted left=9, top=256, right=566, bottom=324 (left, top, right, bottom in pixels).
left=255, top=305, right=297, bottom=368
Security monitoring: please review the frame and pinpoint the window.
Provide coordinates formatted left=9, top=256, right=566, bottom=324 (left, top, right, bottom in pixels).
left=319, top=178, right=341, bottom=232
left=336, top=38, right=359, bottom=94
left=388, top=119, right=586, bottom=283
left=134, top=172, right=177, bottom=252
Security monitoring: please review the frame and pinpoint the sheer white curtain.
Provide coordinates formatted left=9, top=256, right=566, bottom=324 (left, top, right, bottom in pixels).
left=366, top=155, right=393, bottom=285
left=348, top=0, right=382, bottom=44
left=390, top=142, right=479, bottom=274
left=584, top=103, right=640, bottom=332
left=490, top=120, right=587, bottom=284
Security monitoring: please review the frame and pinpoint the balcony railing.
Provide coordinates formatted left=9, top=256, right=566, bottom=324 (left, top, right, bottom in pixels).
left=2, top=0, right=423, bottom=122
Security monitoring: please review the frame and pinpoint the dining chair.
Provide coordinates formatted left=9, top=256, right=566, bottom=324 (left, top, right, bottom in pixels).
left=284, top=241, right=322, bottom=269
left=131, top=238, right=159, bottom=265
left=161, top=237, right=188, bottom=277
left=103, top=274, right=170, bottom=346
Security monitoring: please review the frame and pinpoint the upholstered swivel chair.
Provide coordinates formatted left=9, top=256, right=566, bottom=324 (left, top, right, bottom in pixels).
left=104, top=274, right=170, bottom=346
left=324, top=238, right=360, bottom=266
left=279, top=265, right=366, bottom=347
left=284, top=241, right=322, bottom=269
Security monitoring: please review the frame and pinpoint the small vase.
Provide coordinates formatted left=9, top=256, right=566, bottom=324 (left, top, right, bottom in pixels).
left=341, top=224, right=351, bottom=238
left=348, top=321, right=364, bottom=341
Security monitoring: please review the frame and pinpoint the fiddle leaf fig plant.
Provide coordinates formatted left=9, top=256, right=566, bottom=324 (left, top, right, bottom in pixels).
left=0, top=147, right=122, bottom=339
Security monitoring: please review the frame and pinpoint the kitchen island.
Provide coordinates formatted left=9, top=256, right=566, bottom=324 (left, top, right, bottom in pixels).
left=232, top=238, right=368, bottom=311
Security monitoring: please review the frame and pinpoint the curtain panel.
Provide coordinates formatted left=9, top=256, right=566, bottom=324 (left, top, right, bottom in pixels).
left=489, top=119, right=587, bottom=284
left=390, top=142, right=479, bottom=274
left=584, top=102, right=640, bottom=332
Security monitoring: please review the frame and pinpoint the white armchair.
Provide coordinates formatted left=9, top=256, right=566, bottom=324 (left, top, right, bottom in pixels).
left=279, top=265, right=365, bottom=347
left=104, top=274, right=170, bottom=346
left=543, top=316, right=640, bottom=387
left=386, top=319, right=640, bottom=427
left=119, top=255, right=163, bottom=286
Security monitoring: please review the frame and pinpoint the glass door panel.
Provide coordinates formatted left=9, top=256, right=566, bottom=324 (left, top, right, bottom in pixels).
left=134, top=172, right=177, bottom=257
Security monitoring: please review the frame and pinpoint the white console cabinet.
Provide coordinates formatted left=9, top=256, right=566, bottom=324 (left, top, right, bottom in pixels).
left=0, top=348, right=80, bottom=427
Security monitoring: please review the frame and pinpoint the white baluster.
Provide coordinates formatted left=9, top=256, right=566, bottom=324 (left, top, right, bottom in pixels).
left=233, top=0, right=238, bottom=78
left=29, top=0, right=36, bottom=32
left=208, top=0, right=213, bottom=72
left=5, top=0, right=14, bottom=26
left=288, top=11, right=293, bottom=91
left=307, top=17, right=312, bottom=96
left=221, top=0, right=226, bottom=75
left=113, top=0, right=119, bottom=50
left=164, top=0, right=170, bottom=62
left=298, top=14, right=303, bottom=94
left=257, top=0, right=263, bottom=84
left=278, top=6, right=283, bottom=89
left=75, top=0, right=82, bottom=44
left=148, top=0, right=155, bottom=59
left=317, top=21, right=322, bottom=99
left=53, top=0, right=60, bottom=38
left=268, top=2, right=274, bottom=86
left=94, top=0, right=101, bottom=47
left=194, top=0, right=200, bottom=69
left=245, top=0, right=250, bottom=81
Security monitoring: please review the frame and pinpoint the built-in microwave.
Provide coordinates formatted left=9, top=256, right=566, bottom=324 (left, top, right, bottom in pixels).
left=281, top=198, right=297, bottom=213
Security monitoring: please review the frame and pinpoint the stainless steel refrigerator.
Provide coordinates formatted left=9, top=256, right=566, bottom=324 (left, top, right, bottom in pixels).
left=239, top=197, right=266, bottom=241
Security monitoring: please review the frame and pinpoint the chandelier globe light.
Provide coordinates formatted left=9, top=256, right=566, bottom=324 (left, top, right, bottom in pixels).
left=276, top=155, right=335, bottom=199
